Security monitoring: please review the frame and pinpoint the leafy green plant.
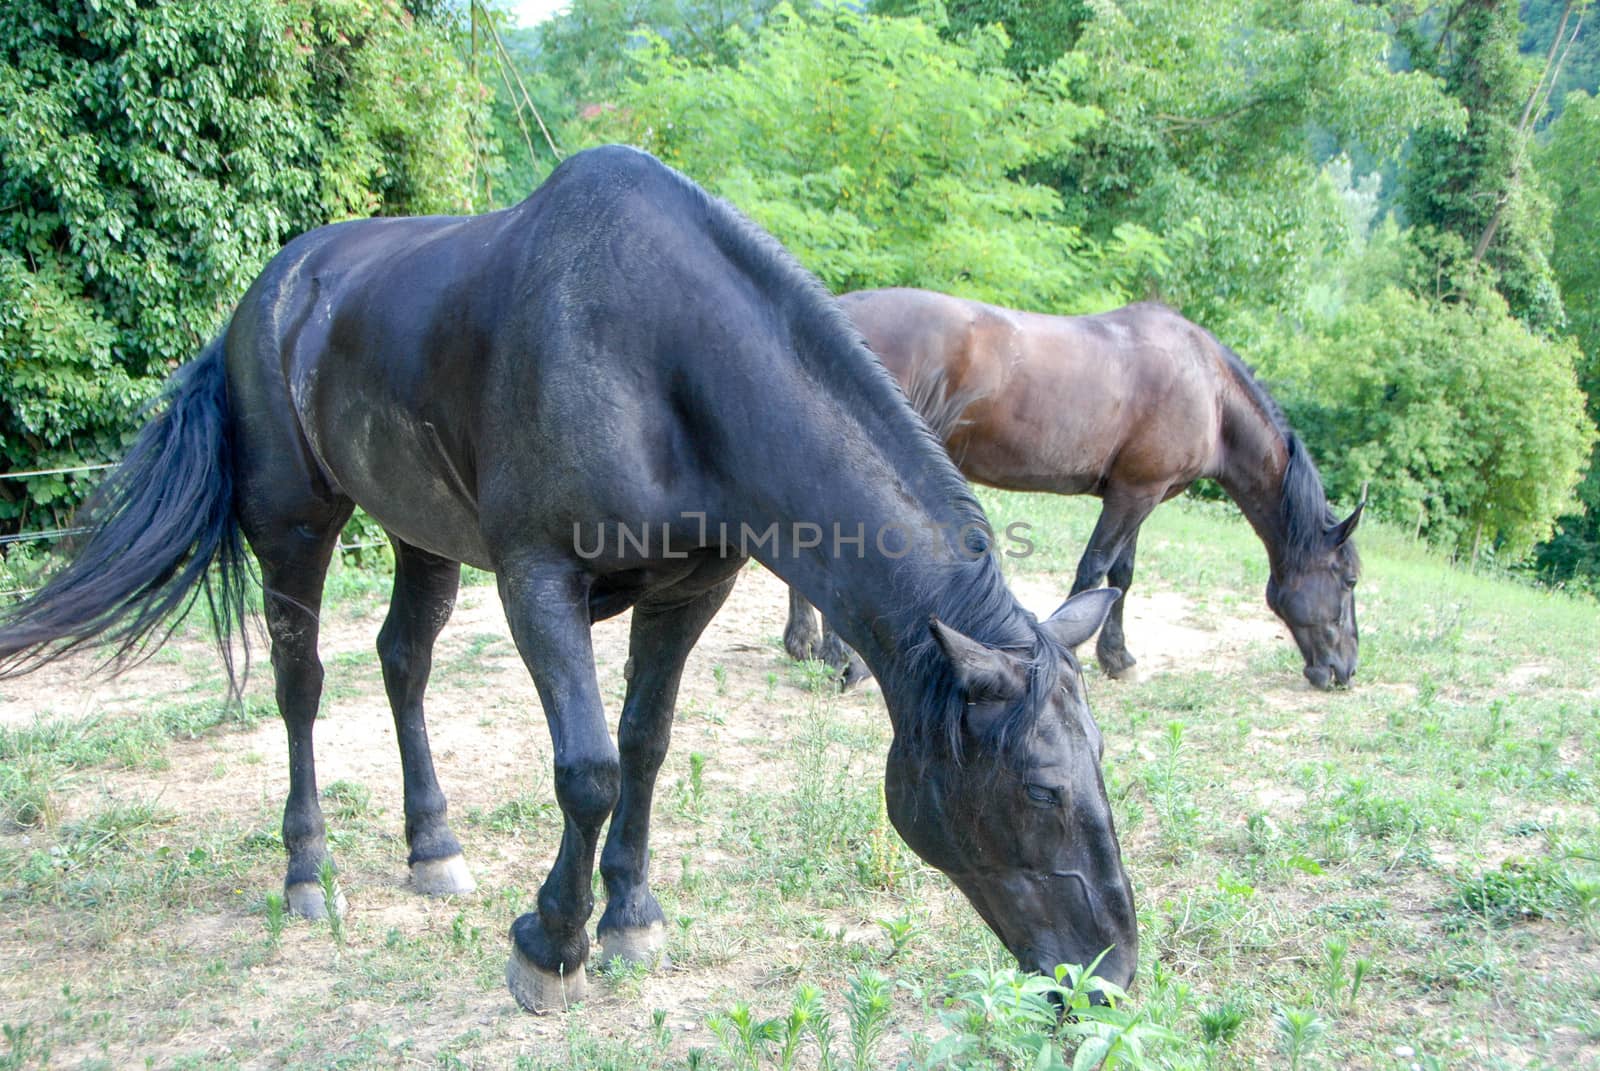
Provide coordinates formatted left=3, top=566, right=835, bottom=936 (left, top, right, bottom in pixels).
left=1273, top=1006, right=1326, bottom=1071
left=845, top=970, right=894, bottom=1071
left=1197, top=1000, right=1246, bottom=1068
left=591, top=0, right=1158, bottom=312
left=318, top=858, right=344, bottom=948
left=0, top=0, right=489, bottom=531
left=876, top=912, right=920, bottom=959
left=263, top=892, right=286, bottom=949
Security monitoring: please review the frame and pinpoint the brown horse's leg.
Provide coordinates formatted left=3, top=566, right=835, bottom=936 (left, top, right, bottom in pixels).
left=818, top=622, right=872, bottom=689
left=498, top=559, right=615, bottom=1012
left=597, top=566, right=740, bottom=967
left=783, top=586, right=822, bottom=661
left=785, top=586, right=869, bottom=688
left=1071, top=494, right=1157, bottom=679
left=1097, top=531, right=1140, bottom=679
left=378, top=541, right=474, bottom=896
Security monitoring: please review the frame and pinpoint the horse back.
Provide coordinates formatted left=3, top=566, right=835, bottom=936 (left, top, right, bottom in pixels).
left=842, top=291, right=1225, bottom=498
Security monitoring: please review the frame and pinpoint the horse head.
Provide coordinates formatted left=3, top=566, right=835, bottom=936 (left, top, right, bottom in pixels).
left=1267, top=495, right=1363, bottom=689
left=884, top=587, right=1138, bottom=989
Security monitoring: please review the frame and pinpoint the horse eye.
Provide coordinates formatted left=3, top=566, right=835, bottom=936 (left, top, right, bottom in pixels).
left=1024, top=783, right=1061, bottom=807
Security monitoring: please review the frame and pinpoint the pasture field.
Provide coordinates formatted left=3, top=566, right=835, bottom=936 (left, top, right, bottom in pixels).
left=1, top=492, right=1597, bottom=1070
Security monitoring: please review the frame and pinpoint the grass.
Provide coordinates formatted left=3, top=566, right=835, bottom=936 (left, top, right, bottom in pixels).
left=0, top=493, right=1597, bottom=1068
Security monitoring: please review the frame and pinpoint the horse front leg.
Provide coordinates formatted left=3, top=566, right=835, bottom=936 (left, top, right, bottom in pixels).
left=497, top=561, right=618, bottom=1012
left=378, top=540, right=474, bottom=896
left=598, top=565, right=740, bottom=967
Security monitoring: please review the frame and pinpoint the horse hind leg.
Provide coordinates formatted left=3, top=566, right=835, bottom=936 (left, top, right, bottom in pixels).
left=786, top=587, right=869, bottom=690
left=1071, top=493, right=1156, bottom=680
left=817, top=620, right=871, bottom=690
left=378, top=540, right=474, bottom=896
left=783, top=587, right=823, bottom=662
left=249, top=504, right=353, bottom=918
left=1097, top=531, right=1141, bottom=681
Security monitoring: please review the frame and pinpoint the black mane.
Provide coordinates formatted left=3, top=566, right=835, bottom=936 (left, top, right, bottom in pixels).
left=1215, top=341, right=1357, bottom=575
left=649, top=155, right=1058, bottom=756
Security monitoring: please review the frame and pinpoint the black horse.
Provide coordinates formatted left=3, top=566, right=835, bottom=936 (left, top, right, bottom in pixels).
left=0, top=147, right=1136, bottom=1010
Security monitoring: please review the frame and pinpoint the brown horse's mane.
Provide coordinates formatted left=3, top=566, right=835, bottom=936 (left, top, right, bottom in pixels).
left=1212, top=340, right=1359, bottom=575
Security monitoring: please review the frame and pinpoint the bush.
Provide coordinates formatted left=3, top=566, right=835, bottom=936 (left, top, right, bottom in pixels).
left=0, top=0, right=485, bottom=531
left=1261, top=284, right=1595, bottom=559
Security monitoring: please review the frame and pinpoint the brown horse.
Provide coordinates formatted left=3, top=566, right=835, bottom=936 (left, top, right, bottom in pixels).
left=786, top=287, right=1363, bottom=690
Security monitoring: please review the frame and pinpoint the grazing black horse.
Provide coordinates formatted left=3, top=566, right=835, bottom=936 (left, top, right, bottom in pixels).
left=0, top=148, right=1137, bottom=1010
left=787, top=288, right=1363, bottom=690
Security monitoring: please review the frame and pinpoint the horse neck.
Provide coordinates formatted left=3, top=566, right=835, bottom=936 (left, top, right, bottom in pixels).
left=1211, top=383, right=1293, bottom=572
left=717, top=355, right=1029, bottom=726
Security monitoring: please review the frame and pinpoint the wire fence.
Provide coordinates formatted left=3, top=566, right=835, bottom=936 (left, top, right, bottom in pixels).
left=0, top=463, right=385, bottom=600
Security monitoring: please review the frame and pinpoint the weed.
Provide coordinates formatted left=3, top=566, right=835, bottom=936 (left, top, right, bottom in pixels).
left=264, top=892, right=286, bottom=949
left=1273, top=1006, right=1326, bottom=1071
left=876, top=912, right=920, bottom=959
left=1197, top=999, right=1246, bottom=1064
left=318, top=859, right=344, bottom=948
left=845, top=969, right=893, bottom=1071
left=466, top=793, right=553, bottom=833
left=321, top=780, right=373, bottom=821
left=0, top=1022, right=48, bottom=1070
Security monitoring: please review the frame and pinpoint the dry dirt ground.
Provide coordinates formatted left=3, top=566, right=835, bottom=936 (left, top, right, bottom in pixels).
left=0, top=562, right=1388, bottom=1068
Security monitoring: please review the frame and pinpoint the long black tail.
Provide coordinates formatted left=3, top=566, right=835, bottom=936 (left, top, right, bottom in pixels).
left=0, top=336, right=252, bottom=688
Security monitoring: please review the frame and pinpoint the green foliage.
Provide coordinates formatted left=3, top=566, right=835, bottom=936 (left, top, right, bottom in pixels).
left=1054, top=0, right=1456, bottom=332
left=914, top=959, right=1179, bottom=1070
left=872, top=0, right=1093, bottom=75
left=0, top=0, right=485, bottom=530
left=1397, top=0, right=1564, bottom=331
left=1262, top=270, right=1595, bottom=557
left=590, top=1, right=1163, bottom=310
left=1534, top=90, right=1600, bottom=584
left=1521, top=0, right=1599, bottom=121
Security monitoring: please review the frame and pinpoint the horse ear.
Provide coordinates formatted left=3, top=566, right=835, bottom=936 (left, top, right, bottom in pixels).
left=1328, top=500, right=1364, bottom=547
left=930, top=617, right=1025, bottom=700
left=1041, top=588, right=1121, bottom=650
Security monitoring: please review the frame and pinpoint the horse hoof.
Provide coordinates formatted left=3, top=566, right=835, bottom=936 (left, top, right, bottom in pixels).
left=284, top=880, right=347, bottom=920
left=1107, top=663, right=1143, bottom=683
left=597, top=922, right=669, bottom=969
left=410, top=854, right=476, bottom=896
left=783, top=633, right=819, bottom=663
left=838, top=655, right=871, bottom=691
left=506, top=946, right=587, bottom=1013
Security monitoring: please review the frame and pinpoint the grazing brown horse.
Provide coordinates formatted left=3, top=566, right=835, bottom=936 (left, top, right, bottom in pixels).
left=786, top=287, right=1363, bottom=690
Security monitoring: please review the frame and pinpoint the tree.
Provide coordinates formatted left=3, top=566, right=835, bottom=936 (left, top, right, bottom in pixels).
left=871, top=0, right=1093, bottom=75
left=1261, top=266, right=1594, bottom=558
left=1052, top=0, right=1456, bottom=333
left=1397, top=0, right=1564, bottom=331
left=587, top=1, right=1166, bottom=309
left=1521, top=0, right=1597, bottom=123
left=1533, top=90, right=1600, bottom=583
left=0, top=0, right=487, bottom=531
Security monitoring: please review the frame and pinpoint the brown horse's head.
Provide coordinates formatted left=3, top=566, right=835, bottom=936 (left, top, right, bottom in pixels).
left=1267, top=500, right=1362, bottom=689
left=884, top=588, right=1138, bottom=990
